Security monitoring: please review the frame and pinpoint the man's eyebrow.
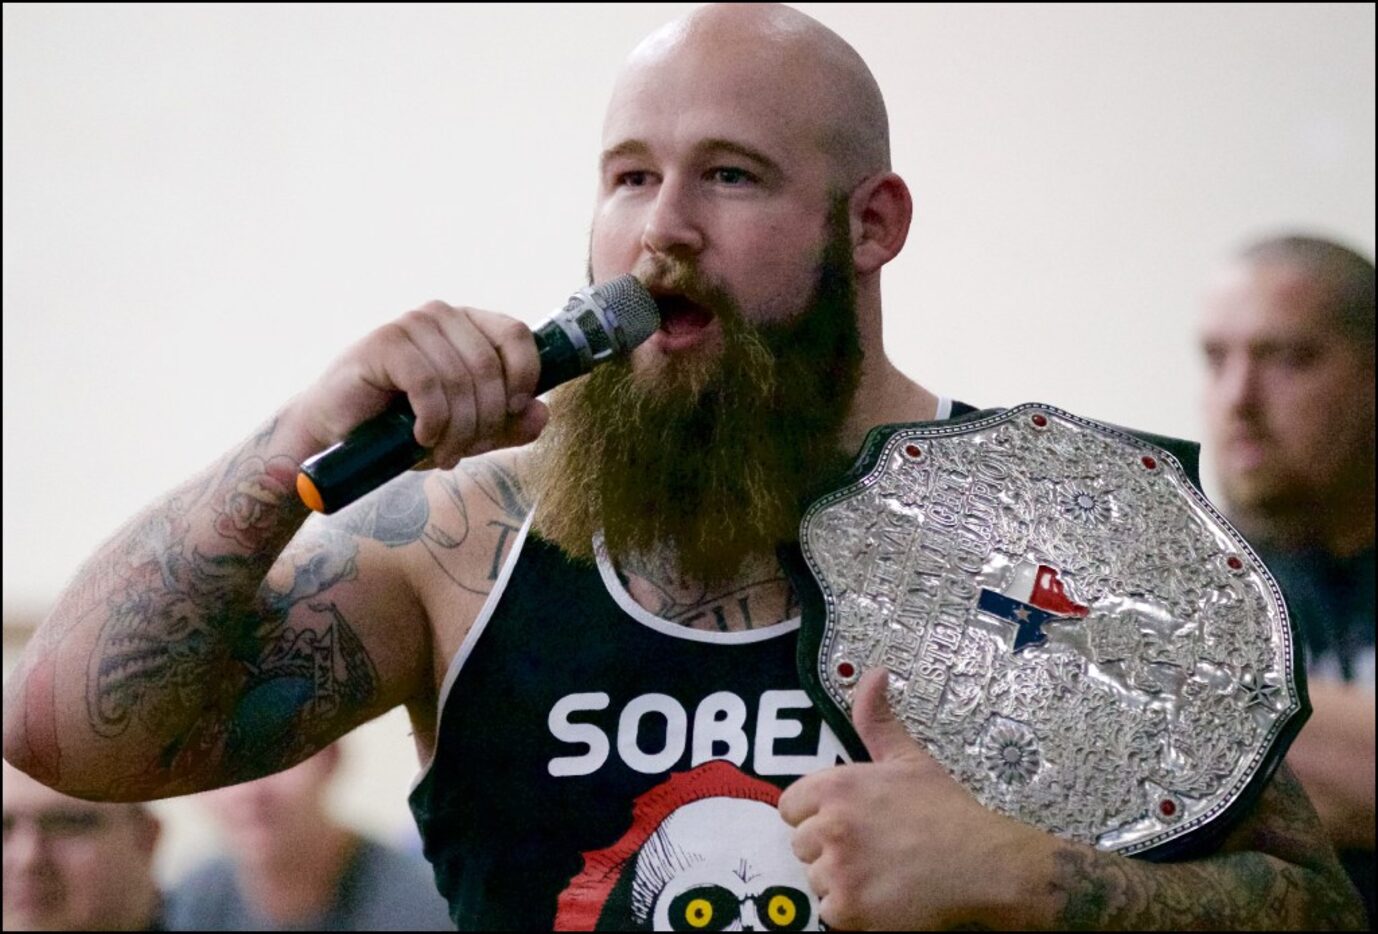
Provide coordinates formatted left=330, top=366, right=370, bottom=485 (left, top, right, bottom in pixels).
left=599, top=140, right=651, bottom=171
left=598, top=138, right=782, bottom=174
left=696, top=138, right=782, bottom=174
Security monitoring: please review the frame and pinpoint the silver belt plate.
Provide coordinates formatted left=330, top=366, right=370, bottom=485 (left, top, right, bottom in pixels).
left=798, top=404, right=1305, bottom=856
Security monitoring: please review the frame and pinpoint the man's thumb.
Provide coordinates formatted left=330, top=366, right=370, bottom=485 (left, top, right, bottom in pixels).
left=851, top=667, right=920, bottom=762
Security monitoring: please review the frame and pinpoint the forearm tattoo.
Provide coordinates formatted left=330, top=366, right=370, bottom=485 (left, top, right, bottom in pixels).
left=1048, top=768, right=1365, bottom=930
left=17, top=425, right=383, bottom=796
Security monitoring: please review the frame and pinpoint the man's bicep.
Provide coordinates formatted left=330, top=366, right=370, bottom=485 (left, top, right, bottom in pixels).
left=223, top=489, right=436, bottom=785
left=239, top=454, right=533, bottom=780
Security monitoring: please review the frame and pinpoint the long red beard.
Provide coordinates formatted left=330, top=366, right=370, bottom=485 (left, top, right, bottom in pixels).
left=531, top=216, right=862, bottom=585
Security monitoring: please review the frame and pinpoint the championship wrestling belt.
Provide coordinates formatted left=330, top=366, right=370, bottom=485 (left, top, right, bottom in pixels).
left=788, top=404, right=1308, bottom=859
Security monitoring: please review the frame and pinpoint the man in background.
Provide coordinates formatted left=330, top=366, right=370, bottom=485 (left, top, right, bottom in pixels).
left=4, top=760, right=165, bottom=931
left=166, top=742, right=451, bottom=931
left=1200, top=233, right=1375, bottom=923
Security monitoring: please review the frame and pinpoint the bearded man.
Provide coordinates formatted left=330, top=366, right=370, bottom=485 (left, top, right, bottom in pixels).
left=2, top=4, right=1364, bottom=930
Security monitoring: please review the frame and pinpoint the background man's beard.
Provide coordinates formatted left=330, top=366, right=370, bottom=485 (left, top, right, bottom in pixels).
left=532, top=201, right=863, bottom=585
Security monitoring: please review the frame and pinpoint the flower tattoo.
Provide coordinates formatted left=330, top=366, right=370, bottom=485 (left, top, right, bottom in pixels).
left=214, top=456, right=300, bottom=550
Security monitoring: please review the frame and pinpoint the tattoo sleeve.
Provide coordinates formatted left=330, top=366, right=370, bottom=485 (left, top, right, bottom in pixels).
left=1047, top=766, right=1365, bottom=930
left=3, top=418, right=394, bottom=800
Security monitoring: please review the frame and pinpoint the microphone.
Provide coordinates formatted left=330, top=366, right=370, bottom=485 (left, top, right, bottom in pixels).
left=296, top=274, right=660, bottom=514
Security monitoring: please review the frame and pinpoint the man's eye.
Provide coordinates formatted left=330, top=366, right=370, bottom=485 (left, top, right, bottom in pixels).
left=40, top=812, right=104, bottom=837
left=616, top=171, right=651, bottom=187
left=1278, top=346, right=1320, bottom=369
left=709, top=167, right=757, bottom=185
left=2, top=811, right=106, bottom=839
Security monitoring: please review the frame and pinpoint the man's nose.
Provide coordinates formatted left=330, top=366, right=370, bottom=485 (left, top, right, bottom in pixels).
left=641, top=174, right=705, bottom=257
left=1215, top=354, right=1263, bottom=416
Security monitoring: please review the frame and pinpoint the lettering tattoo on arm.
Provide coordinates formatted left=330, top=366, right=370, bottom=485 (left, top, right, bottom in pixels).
left=455, top=458, right=533, bottom=582
left=1047, top=766, right=1365, bottom=930
left=458, top=457, right=533, bottom=521
left=334, top=457, right=532, bottom=596
left=77, top=450, right=536, bottom=795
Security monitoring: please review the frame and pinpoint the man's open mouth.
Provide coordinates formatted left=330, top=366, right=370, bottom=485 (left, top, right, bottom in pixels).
left=651, top=291, right=716, bottom=336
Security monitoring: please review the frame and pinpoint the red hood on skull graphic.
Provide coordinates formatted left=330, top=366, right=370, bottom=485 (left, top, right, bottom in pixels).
left=555, top=761, right=819, bottom=931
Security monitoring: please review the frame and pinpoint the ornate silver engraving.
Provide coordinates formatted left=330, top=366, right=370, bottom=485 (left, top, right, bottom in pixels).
left=799, top=404, right=1302, bottom=855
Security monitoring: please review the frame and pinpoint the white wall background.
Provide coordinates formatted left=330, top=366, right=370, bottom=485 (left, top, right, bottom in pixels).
left=3, top=1, right=1375, bottom=884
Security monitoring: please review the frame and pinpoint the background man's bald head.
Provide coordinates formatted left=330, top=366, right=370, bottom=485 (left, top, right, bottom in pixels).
left=614, top=3, right=890, bottom=189
left=1237, top=235, right=1375, bottom=350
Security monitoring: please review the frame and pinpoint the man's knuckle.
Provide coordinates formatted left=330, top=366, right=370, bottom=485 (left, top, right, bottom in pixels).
left=817, top=813, right=855, bottom=849
left=471, top=352, right=503, bottom=383
left=493, top=316, right=528, bottom=343
left=412, top=371, right=441, bottom=395
left=373, top=321, right=409, bottom=350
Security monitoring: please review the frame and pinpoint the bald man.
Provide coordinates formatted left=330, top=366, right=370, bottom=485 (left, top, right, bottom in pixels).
left=1200, top=235, right=1375, bottom=924
left=3, top=761, right=164, bottom=931
left=3, top=4, right=1365, bottom=930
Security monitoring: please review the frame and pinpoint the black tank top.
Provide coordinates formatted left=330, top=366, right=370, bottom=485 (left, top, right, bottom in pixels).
left=408, top=527, right=848, bottom=930
left=408, top=400, right=974, bottom=930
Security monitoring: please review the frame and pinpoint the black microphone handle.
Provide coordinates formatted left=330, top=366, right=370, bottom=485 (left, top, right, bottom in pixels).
left=297, top=320, right=582, bottom=515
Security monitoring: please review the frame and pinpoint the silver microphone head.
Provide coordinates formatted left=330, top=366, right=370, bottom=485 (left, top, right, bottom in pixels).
left=546, top=274, right=661, bottom=379
left=584, top=274, right=661, bottom=353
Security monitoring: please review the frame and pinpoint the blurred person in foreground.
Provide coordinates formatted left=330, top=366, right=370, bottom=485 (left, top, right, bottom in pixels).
left=2, top=4, right=1366, bottom=929
left=1200, top=233, right=1376, bottom=924
left=166, top=743, right=450, bottom=930
left=3, top=759, right=164, bottom=931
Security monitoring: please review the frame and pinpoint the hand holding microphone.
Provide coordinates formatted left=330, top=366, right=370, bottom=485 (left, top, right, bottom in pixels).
left=296, top=275, right=660, bottom=514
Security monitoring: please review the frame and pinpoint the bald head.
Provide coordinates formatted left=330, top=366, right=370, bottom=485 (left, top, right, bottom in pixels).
left=589, top=1, right=913, bottom=394
left=613, top=3, right=890, bottom=189
left=1238, top=234, right=1375, bottom=349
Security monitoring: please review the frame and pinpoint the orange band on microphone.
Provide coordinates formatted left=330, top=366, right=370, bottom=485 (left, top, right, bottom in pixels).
left=297, top=472, right=326, bottom=514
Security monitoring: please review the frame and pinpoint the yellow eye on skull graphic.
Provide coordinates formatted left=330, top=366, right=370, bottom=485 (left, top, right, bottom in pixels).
left=667, top=883, right=811, bottom=931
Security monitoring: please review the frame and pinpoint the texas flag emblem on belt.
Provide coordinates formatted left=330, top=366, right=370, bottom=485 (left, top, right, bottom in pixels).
left=977, top=562, right=1090, bottom=653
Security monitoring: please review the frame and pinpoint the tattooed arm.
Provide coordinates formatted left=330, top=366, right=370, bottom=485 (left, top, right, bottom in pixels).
left=3, top=298, right=548, bottom=801
left=782, top=669, right=1366, bottom=930
left=0, top=415, right=436, bottom=801
left=1042, top=764, right=1365, bottom=930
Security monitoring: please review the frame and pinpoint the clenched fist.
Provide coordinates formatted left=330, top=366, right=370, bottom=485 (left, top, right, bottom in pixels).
left=290, top=301, right=549, bottom=469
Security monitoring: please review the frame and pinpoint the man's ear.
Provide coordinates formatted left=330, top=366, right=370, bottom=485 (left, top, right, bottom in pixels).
left=849, top=172, right=913, bottom=276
